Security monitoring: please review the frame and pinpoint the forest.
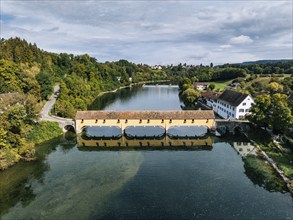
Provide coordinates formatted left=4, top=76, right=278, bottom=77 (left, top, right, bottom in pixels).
left=0, top=37, right=167, bottom=169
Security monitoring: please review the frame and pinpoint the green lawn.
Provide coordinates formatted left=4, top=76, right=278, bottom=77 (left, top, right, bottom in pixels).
left=207, top=79, right=234, bottom=91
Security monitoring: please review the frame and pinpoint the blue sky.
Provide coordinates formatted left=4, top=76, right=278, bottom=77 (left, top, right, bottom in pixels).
left=0, top=0, right=292, bottom=65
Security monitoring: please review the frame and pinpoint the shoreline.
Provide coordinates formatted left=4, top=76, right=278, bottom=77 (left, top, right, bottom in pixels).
left=97, top=80, right=171, bottom=97
left=243, top=132, right=293, bottom=194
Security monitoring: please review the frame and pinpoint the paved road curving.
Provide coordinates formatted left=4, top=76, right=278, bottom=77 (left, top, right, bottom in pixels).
left=40, top=85, right=74, bottom=129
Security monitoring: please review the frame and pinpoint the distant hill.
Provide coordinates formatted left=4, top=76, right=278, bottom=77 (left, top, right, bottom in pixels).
left=242, top=59, right=292, bottom=65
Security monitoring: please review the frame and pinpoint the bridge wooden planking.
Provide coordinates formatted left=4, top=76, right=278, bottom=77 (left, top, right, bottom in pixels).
left=75, top=110, right=216, bottom=134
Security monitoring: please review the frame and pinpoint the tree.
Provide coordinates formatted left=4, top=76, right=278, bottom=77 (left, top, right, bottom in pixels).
left=179, top=77, right=192, bottom=91
left=181, top=88, right=200, bottom=104
left=208, top=83, right=215, bottom=91
left=248, top=93, right=293, bottom=133
left=270, top=94, right=293, bottom=133
left=248, top=94, right=271, bottom=128
left=36, top=72, right=53, bottom=100
left=266, top=82, right=283, bottom=94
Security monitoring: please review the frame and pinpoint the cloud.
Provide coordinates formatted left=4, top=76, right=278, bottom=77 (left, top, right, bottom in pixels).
left=230, top=35, right=254, bottom=45
left=1, top=1, right=292, bottom=65
left=220, top=45, right=232, bottom=49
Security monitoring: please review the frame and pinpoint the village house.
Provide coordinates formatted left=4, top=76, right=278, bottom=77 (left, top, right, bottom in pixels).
left=216, top=90, right=254, bottom=119
left=200, top=91, right=221, bottom=111
left=193, top=82, right=208, bottom=90
left=152, top=65, right=162, bottom=70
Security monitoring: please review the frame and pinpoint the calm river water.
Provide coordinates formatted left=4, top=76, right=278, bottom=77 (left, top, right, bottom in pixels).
left=0, top=85, right=292, bottom=220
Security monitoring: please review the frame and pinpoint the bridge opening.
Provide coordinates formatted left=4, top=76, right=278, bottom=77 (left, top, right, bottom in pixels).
left=124, top=126, right=165, bottom=139
left=81, top=126, right=122, bottom=140
left=233, top=126, right=244, bottom=134
left=64, top=125, right=75, bottom=132
left=167, top=126, right=208, bottom=138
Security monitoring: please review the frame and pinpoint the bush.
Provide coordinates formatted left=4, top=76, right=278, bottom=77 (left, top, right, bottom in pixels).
left=29, top=121, right=63, bottom=144
left=283, top=135, right=293, bottom=150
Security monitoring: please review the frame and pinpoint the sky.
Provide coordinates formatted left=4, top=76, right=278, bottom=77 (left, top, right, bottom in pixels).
left=0, top=0, right=292, bottom=65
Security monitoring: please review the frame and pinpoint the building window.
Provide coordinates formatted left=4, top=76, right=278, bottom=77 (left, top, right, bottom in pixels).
left=184, top=119, right=186, bottom=123
left=245, top=109, right=249, bottom=112
left=117, top=119, right=120, bottom=123
left=169, top=119, right=172, bottom=123
left=103, top=119, right=106, bottom=123
left=95, top=119, right=98, bottom=123
left=139, top=119, right=142, bottom=123
left=232, top=114, right=234, bottom=117
left=239, top=109, right=244, bottom=112
left=147, top=119, right=150, bottom=123
left=125, top=119, right=128, bottom=123
left=243, top=103, right=246, bottom=106
left=161, top=119, right=164, bottom=123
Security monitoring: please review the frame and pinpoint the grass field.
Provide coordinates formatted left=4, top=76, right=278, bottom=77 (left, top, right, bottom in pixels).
left=205, top=74, right=291, bottom=91
left=207, top=79, right=234, bottom=91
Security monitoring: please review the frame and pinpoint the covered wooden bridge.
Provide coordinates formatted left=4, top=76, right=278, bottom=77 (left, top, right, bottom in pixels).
left=75, top=110, right=216, bottom=134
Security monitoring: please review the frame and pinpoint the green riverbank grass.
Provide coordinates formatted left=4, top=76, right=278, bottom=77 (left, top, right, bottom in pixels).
left=243, top=155, right=287, bottom=192
left=29, top=121, right=63, bottom=144
left=247, top=128, right=293, bottom=190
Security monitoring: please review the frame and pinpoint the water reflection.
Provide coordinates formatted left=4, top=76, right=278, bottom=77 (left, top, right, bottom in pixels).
left=168, top=126, right=208, bottom=138
left=1, top=142, right=144, bottom=220
left=81, top=126, right=122, bottom=140
left=231, top=142, right=258, bottom=157
left=77, top=135, right=213, bottom=149
left=0, top=139, right=61, bottom=216
left=125, top=126, right=165, bottom=139
left=230, top=141, right=288, bottom=193
left=243, top=155, right=288, bottom=192
left=89, top=86, right=143, bottom=110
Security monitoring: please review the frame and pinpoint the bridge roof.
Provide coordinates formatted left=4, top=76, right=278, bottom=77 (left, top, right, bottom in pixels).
left=76, top=110, right=215, bottom=120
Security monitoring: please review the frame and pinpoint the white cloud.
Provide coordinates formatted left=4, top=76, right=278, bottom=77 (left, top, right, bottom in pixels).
left=1, top=1, right=292, bottom=65
left=220, top=45, right=232, bottom=49
left=230, top=35, right=254, bottom=45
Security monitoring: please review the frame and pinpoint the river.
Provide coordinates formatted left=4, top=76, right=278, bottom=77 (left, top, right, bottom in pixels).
left=0, top=85, right=292, bottom=220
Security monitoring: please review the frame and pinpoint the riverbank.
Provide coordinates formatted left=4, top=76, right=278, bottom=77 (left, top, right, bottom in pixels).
left=0, top=121, right=63, bottom=171
left=97, top=80, right=171, bottom=97
left=244, top=129, right=293, bottom=193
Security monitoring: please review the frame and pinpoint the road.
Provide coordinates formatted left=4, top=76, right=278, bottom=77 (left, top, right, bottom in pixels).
left=40, top=84, right=74, bottom=130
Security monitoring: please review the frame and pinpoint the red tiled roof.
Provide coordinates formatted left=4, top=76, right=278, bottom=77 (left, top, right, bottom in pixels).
left=76, top=110, right=215, bottom=120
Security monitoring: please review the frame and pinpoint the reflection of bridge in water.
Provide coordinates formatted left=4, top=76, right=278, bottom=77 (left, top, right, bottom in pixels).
left=77, top=135, right=213, bottom=149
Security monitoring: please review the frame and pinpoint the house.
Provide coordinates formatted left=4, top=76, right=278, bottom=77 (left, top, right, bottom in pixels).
left=152, top=65, right=162, bottom=70
left=193, top=82, right=208, bottom=90
left=216, top=90, right=254, bottom=119
left=201, top=91, right=221, bottom=111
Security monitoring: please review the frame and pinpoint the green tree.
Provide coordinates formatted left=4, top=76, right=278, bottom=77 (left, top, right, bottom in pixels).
left=36, top=72, right=53, bottom=100
left=270, top=94, right=293, bottom=133
left=267, top=82, right=283, bottom=94
left=248, top=94, right=271, bottom=128
left=181, top=88, right=200, bottom=104
left=208, top=83, right=215, bottom=90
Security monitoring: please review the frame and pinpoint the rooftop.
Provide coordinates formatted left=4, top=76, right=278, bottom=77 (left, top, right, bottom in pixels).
left=217, top=90, right=249, bottom=106
left=201, top=91, right=221, bottom=100
left=76, top=110, right=215, bottom=120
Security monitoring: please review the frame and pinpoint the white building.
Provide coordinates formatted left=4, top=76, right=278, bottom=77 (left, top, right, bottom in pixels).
left=201, top=91, right=220, bottom=111
left=216, top=90, right=254, bottom=119
left=193, top=82, right=208, bottom=91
